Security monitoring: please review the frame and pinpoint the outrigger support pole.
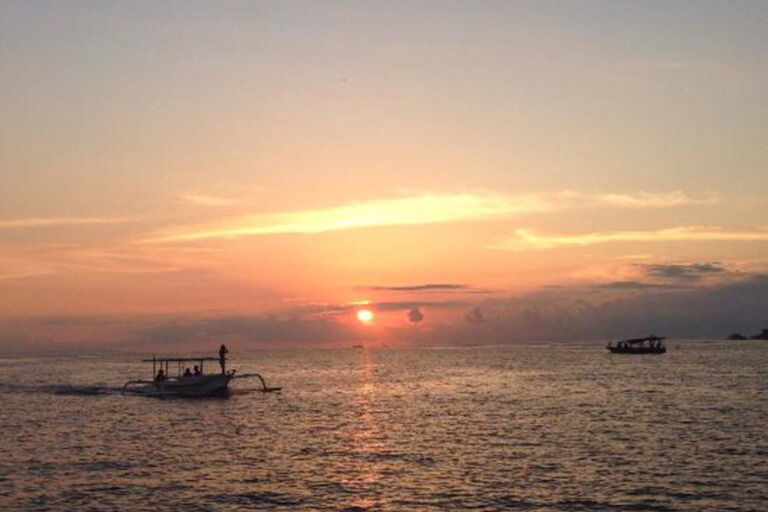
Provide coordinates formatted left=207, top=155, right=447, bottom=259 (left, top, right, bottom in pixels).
left=235, top=373, right=282, bottom=392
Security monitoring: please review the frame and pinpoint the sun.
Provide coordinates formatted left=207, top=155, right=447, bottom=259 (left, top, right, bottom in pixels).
left=356, top=309, right=374, bottom=324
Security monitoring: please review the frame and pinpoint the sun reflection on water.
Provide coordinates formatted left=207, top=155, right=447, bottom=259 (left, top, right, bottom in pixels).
left=344, top=350, right=387, bottom=506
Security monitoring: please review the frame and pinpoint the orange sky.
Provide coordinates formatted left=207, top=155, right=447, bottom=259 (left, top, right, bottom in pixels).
left=1, top=1, right=767, bottom=347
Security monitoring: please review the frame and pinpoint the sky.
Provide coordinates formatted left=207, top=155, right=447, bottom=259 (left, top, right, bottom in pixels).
left=1, top=1, right=767, bottom=349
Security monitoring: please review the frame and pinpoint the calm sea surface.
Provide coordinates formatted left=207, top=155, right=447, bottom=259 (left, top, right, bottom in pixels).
left=1, top=341, right=766, bottom=511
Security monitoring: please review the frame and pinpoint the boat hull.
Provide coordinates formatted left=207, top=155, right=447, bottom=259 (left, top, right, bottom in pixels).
left=607, top=347, right=666, bottom=354
left=153, top=373, right=234, bottom=397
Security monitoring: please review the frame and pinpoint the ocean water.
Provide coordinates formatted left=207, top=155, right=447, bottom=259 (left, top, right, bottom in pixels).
left=0, top=341, right=766, bottom=511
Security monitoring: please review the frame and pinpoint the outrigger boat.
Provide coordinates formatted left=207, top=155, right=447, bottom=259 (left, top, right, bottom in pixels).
left=607, top=335, right=667, bottom=354
left=123, top=353, right=281, bottom=397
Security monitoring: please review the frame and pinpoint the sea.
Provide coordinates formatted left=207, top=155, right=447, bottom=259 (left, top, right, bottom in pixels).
left=0, top=341, right=765, bottom=512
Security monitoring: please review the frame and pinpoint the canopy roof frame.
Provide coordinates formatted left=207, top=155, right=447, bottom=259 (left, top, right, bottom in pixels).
left=142, top=357, right=220, bottom=363
left=619, top=336, right=666, bottom=344
left=144, top=356, right=221, bottom=378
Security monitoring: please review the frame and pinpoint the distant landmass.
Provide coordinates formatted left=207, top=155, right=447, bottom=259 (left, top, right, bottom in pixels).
left=727, top=329, right=768, bottom=341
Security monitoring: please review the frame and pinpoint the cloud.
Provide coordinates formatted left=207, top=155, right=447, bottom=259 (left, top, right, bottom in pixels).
left=0, top=314, right=358, bottom=348
left=493, top=227, right=768, bottom=251
left=368, top=283, right=468, bottom=292
left=642, top=262, right=728, bottom=281
left=286, top=297, right=466, bottom=319
left=442, top=272, right=768, bottom=342
left=597, top=281, right=682, bottom=291
left=633, top=60, right=736, bottom=75
left=596, top=263, right=731, bottom=291
left=180, top=193, right=242, bottom=207
left=0, top=216, right=140, bottom=229
left=365, top=283, right=497, bottom=295
left=465, top=307, right=485, bottom=324
left=375, top=301, right=460, bottom=312
left=143, top=190, right=714, bottom=243
left=143, top=193, right=555, bottom=242
left=133, top=315, right=350, bottom=346
left=0, top=269, right=55, bottom=281
left=5, top=272, right=768, bottom=348
left=0, top=244, right=181, bottom=277
left=408, top=307, right=424, bottom=323
left=595, top=191, right=718, bottom=208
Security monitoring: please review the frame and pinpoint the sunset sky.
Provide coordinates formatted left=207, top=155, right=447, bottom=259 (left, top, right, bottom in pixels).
left=2, top=1, right=767, bottom=348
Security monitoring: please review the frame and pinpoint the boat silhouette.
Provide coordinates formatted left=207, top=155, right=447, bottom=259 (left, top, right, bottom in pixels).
left=123, top=352, right=281, bottom=396
left=607, top=335, right=667, bottom=354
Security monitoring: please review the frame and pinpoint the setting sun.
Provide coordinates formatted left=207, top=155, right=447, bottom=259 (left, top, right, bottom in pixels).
left=356, top=309, right=374, bottom=324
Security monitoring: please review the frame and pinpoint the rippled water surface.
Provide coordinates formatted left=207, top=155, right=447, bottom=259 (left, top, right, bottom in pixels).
left=1, top=341, right=766, bottom=511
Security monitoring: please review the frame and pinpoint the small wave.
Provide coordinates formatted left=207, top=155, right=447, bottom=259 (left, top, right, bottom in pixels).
left=486, top=495, right=541, bottom=510
left=71, top=460, right=134, bottom=472
left=207, top=491, right=305, bottom=508
left=307, top=481, right=357, bottom=496
left=0, top=382, right=122, bottom=396
left=54, top=385, right=123, bottom=396
left=228, top=387, right=282, bottom=396
left=0, top=357, right=41, bottom=364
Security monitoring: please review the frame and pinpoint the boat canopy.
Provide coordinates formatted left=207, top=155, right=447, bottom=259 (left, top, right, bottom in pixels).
left=142, top=356, right=221, bottom=378
left=141, top=357, right=220, bottom=363
left=620, top=336, right=666, bottom=344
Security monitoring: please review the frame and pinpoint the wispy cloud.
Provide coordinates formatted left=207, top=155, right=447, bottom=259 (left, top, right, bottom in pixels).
left=595, top=191, right=718, bottom=208
left=0, top=269, right=55, bottom=281
left=144, top=190, right=715, bottom=243
left=633, top=60, right=736, bottom=75
left=367, top=283, right=469, bottom=292
left=597, top=281, right=683, bottom=291
left=494, top=227, right=768, bottom=251
left=289, top=297, right=467, bottom=319
left=144, top=193, right=555, bottom=243
left=642, top=262, right=727, bottom=281
left=0, top=216, right=140, bottom=229
left=593, top=262, right=733, bottom=292
left=0, top=244, right=180, bottom=277
left=373, top=300, right=463, bottom=312
left=180, top=193, right=242, bottom=207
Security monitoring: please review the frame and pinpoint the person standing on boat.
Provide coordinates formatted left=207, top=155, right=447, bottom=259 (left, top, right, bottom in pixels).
left=219, top=344, right=228, bottom=374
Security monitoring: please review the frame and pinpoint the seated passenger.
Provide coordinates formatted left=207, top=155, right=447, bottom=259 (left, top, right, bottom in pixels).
left=155, top=369, right=166, bottom=382
left=193, top=365, right=201, bottom=376
left=183, top=368, right=192, bottom=377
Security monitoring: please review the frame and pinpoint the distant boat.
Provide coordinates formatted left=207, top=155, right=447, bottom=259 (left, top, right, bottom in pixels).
left=607, top=336, right=667, bottom=354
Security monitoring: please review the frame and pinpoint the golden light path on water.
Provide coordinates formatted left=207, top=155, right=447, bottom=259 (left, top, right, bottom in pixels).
left=345, top=350, right=383, bottom=509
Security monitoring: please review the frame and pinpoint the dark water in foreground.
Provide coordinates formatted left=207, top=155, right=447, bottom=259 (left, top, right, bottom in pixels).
left=1, top=341, right=766, bottom=511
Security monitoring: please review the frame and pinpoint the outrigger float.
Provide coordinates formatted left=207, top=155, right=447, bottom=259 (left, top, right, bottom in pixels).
left=607, top=335, right=667, bottom=354
left=123, top=353, right=281, bottom=397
